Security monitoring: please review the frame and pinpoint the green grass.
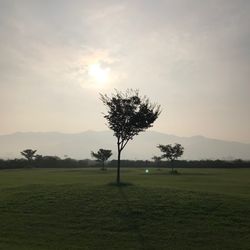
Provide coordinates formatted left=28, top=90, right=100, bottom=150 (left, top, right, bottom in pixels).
left=0, top=168, right=250, bottom=250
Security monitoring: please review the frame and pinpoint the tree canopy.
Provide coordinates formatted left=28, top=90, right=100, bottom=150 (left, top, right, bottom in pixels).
left=157, top=144, right=184, bottom=161
left=21, top=149, right=37, bottom=167
left=91, top=149, right=112, bottom=170
left=21, top=149, right=37, bottom=161
left=157, top=143, right=184, bottom=173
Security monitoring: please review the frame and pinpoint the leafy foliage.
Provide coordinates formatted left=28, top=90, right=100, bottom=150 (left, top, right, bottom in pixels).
left=101, top=89, right=161, bottom=183
left=91, top=149, right=112, bottom=170
left=20, top=149, right=37, bottom=161
left=157, top=144, right=184, bottom=161
left=152, top=156, right=162, bottom=163
left=157, top=144, right=184, bottom=173
left=101, top=90, right=161, bottom=151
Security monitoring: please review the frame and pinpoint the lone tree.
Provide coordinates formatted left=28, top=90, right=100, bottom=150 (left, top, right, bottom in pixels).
left=21, top=149, right=37, bottom=167
left=101, top=89, right=161, bottom=184
left=157, top=143, right=184, bottom=173
left=91, top=149, right=112, bottom=170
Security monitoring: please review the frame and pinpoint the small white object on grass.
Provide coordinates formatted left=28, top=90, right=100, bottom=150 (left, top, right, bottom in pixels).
left=145, top=169, right=149, bottom=173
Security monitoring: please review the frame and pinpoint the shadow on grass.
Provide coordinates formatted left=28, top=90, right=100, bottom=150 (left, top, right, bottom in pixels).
left=117, top=186, right=150, bottom=250
left=106, top=181, right=150, bottom=249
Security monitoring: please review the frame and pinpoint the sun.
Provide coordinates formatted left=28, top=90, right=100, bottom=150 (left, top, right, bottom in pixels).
left=88, top=63, right=110, bottom=85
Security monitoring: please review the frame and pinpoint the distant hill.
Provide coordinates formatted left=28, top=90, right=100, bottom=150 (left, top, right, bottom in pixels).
left=0, top=131, right=250, bottom=160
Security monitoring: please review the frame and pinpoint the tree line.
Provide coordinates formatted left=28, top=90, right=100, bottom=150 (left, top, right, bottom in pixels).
left=0, top=157, right=249, bottom=170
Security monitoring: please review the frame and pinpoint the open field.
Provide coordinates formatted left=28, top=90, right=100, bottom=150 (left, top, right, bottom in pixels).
left=0, top=168, right=250, bottom=250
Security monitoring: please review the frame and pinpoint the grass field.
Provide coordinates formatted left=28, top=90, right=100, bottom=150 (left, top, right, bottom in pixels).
left=0, top=168, right=250, bottom=250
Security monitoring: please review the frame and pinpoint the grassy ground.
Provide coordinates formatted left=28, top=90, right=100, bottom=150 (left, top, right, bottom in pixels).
left=0, top=167, right=250, bottom=250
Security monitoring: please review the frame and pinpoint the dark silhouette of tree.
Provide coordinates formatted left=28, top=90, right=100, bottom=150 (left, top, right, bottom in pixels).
left=34, top=154, right=43, bottom=160
left=20, top=149, right=37, bottom=167
left=152, top=155, right=162, bottom=169
left=91, top=149, right=112, bottom=170
left=101, top=89, right=161, bottom=184
left=157, top=143, right=184, bottom=173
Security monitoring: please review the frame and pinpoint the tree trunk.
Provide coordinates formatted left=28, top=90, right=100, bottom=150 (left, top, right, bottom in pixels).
left=117, top=150, right=121, bottom=184
left=102, top=161, right=105, bottom=170
left=171, top=160, right=174, bottom=173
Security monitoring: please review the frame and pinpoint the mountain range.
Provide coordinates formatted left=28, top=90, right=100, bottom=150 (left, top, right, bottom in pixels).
left=0, top=131, right=250, bottom=160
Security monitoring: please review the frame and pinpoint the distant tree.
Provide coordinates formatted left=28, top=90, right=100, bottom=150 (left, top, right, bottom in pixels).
left=20, top=149, right=37, bottom=167
left=152, top=156, right=162, bottom=169
left=91, top=149, right=112, bottom=170
left=157, top=143, right=184, bottom=173
left=101, top=89, right=161, bottom=184
left=34, top=154, right=43, bottom=160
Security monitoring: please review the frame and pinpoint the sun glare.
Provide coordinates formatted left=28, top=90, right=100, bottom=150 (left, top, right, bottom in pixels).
left=88, top=63, right=110, bottom=85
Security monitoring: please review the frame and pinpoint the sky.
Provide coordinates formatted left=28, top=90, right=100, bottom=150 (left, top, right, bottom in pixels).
left=0, top=0, right=249, bottom=143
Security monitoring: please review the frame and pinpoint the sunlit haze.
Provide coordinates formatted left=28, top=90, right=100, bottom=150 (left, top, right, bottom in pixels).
left=0, top=0, right=250, bottom=143
left=88, top=63, right=110, bottom=87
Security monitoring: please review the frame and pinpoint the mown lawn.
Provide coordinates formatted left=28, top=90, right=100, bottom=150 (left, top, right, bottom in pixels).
left=0, top=168, right=250, bottom=250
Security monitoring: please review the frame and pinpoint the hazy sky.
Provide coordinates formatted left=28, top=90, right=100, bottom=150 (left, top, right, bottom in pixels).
left=0, top=0, right=249, bottom=143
